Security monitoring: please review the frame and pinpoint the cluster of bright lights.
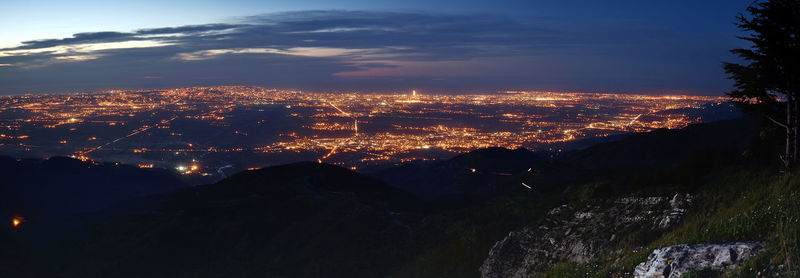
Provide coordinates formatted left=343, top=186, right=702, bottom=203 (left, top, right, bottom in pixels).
left=11, top=216, right=23, bottom=228
left=0, top=86, right=728, bottom=173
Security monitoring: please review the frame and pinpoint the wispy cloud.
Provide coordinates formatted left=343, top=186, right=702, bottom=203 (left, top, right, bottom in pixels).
left=0, top=10, right=734, bottom=94
left=0, top=11, right=564, bottom=70
left=0, top=40, right=173, bottom=58
left=174, top=47, right=385, bottom=61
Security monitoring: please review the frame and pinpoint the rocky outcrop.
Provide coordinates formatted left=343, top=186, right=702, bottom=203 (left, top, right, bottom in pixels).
left=633, top=242, right=764, bottom=278
left=480, top=194, right=692, bottom=278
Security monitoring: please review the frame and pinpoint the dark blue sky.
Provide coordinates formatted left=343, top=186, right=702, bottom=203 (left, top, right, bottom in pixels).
left=0, top=0, right=754, bottom=95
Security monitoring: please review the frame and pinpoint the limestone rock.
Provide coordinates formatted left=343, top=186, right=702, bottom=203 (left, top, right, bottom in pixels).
left=633, top=242, right=764, bottom=278
left=480, top=194, right=693, bottom=278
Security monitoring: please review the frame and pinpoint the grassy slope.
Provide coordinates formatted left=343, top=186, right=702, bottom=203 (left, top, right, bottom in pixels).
left=539, top=168, right=800, bottom=277
left=390, top=193, right=553, bottom=277
left=389, top=118, right=769, bottom=277
left=534, top=121, right=793, bottom=277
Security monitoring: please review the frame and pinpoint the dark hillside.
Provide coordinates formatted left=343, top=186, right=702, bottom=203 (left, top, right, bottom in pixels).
left=62, top=162, right=421, bottom=278
left=370, top=147, right=544, bottom=199
left=3, top=116, right=785, bottom=278
left=0, top=156, right=184, bottom=220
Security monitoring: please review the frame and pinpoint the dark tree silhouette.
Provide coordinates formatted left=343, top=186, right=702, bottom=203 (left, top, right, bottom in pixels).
left=725, top=0, right=800, bottom=170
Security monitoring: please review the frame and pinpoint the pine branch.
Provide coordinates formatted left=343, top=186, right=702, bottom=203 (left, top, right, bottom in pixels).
left=766, top=115, right=789, bottom=129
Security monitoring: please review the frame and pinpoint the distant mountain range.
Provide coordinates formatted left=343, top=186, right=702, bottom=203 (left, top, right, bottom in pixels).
left=0, top=156, right=183, bottom=221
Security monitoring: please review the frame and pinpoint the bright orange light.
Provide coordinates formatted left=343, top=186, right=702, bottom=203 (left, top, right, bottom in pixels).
left=12, top=217, right=23, bottom=228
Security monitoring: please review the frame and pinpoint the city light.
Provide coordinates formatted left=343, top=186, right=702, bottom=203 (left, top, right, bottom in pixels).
left=0, top=86, right=730, bottom=175
left=12, top=216, right=23, bottom=228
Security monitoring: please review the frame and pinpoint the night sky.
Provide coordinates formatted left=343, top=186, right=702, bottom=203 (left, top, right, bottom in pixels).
left=0, top=0, right=753, bottom=95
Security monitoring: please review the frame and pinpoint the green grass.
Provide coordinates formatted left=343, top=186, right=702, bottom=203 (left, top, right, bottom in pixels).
left=390, top=193, right=553, bottom=278
left=536, top=168, right=800, bottom=277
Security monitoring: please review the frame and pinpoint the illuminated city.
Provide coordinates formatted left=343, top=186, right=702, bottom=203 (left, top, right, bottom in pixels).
left=0, top=86, right=732, bottom=178
left=5, top=0, right=799, bottom=276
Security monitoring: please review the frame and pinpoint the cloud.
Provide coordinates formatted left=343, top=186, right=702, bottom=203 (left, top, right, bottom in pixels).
left=0, top=40, right=173, bottom=58
left=11, top=24, right=243, bottom=50
left=0, top=10, right=735, bottom=94
left=0, top=11, right=567, bottom=67
left=174, top=47, right=384, bottom=61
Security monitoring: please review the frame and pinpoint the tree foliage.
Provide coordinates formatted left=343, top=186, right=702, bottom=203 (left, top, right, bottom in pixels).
left=725, top=0, right=800, bottom=169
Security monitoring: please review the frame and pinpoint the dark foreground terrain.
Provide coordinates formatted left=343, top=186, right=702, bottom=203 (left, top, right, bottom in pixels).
left=2, top=116, right=798, bottom=277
